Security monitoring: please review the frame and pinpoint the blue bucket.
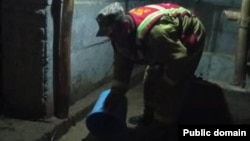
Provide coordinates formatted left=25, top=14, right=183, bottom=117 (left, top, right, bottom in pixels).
left=86, top=89, right=128, bottom=139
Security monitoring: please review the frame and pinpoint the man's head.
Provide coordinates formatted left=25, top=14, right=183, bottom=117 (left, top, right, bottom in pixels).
left=96, top=2, right=136, bottom=59
left=96, top=2, right=131, bottom=39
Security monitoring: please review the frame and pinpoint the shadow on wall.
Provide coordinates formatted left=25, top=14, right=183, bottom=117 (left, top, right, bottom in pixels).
left=180, top=78, right=233, bottom=124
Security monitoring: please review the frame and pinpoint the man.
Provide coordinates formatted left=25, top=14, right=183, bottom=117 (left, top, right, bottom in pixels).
left=95, top=2, right=206, bottom=140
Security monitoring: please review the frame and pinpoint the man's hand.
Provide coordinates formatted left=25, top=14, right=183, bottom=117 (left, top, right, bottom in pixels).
left=103, top=90, right=125, bottom=112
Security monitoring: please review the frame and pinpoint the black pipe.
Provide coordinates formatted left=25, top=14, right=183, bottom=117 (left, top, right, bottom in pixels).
left=55, top=0, right=74, bottom=119
left=51, top=0, right=63, bottom=118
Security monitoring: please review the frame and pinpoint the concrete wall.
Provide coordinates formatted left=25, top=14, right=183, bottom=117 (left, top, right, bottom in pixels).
left=171, top=0, right=250, bottom=88
left=2, top=0, right=48, bottom=118
left=180, top=0, right=250, bottom=88
left=1, top=0, right=248, bottom=119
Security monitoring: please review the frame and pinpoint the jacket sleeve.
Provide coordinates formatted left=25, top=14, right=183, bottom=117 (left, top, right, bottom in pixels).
left=111, top=41, right=134, bottom=93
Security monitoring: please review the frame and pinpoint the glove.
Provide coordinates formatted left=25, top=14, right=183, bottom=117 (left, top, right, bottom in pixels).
left=103, top=89, right=126, bottom=112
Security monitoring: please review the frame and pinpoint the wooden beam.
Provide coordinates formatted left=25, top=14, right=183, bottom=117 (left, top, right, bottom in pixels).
left=55, top=0, right=74, bottom=119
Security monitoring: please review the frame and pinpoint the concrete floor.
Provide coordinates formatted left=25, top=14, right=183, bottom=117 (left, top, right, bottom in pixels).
left=57, top=83, right=144, bottom=141
left=0, top=80, right=144, bottom=141
left=56, top=80, right=247, bottom=141
left=56, top=78, right=250, bottom=141
left=1, top=78, right=249, bottom=141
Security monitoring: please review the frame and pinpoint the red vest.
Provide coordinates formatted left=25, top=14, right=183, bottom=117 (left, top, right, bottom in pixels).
left=128, top=3, right=192, bottom=40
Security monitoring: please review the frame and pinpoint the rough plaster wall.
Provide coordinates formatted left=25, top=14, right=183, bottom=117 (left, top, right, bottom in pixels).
left=196, top=0, right=250, bottom=88
left=196, top=53, right=235, bottom=83
left=45, top=0, right=54, bottom=117
left=70, top=1, right=114, bottom=105
left=2, top=0, right=48, bottom=118
left=175, top=0, right=250, bottom=88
